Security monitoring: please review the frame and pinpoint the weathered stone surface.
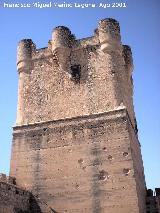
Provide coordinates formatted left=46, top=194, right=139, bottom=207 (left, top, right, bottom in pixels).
left=146, top=189, right=160, bottom=213
left=11, top=109, right=146, bottom=212
left=1, top=18, right=150, bottom=212
left=0, top=175, right=57, bottom=213
left=15, top=19, right=135, bottom=129
left=0, top=178, right=31, bottom=212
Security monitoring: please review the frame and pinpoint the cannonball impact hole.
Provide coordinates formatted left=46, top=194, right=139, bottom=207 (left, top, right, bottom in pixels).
left=78, top=158, right=84, bottom=164
left=123, top=152, right=129, bottom=157
left=103, top=147, right=107, bottom=151
left=108, top=155, right=113, bottom=160
left=82, top=166, right=86, bottom=170
left=98, top=170, right=109, bottom=181
left=75, top=183, right=80, bottom=189
left=43, top=128, right=48, bottom=132
left=16, top=189, right=19, bottom=194
left=123, top=168, right=131, bottom=176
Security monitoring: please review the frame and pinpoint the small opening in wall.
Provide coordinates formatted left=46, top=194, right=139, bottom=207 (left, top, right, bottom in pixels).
left=98, top=170, right=109, bottom=181
left=123, top=168, right=131, bottom=176
left=78, top=158, right=84, bottom=164
left=108, top=155, right=113, bottom=160
left=70, top=65, right=81, bottom=83
left=82, top=166, right=86, bottom=170
left=103, top=147, right=107, bottom=151
left=123, top=152, right=129, bottom=157
left=146, top=201, right=150, bottom=205
left=75, top=183, right=79, bottom=189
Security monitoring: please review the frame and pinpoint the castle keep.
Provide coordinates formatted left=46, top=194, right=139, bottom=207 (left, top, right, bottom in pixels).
left=2, top=18, right=159, bottom=212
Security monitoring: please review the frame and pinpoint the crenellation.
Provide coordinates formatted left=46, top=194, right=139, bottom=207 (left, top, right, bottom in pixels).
left=74, top=36, right=99, bottom=49
left=0, top=181, right=29, bottom=197
left=0, top=174, right=32, bottom=213
left=32, top=48, right=52, bottom=62
left=0, top=173, right=7, bottom=182
left=0, top=173, right=16, bottom=185
left=146, top=188, right=160, bottom=212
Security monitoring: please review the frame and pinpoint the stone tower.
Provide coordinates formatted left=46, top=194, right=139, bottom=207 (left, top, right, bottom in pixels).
left=10, top=18, right=146, bottom=212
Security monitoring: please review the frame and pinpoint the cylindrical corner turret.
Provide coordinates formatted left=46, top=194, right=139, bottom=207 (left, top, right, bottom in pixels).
left=123, top=45, right=134, bottom=80
left=123, top=45, right=133, bottom=69
left=98, top=18, right=121, bottom=52
left=17, top=39, right=35, bottom=73
left=51, top=26, right=75, bottom=70
left=16, top=39, right=35, bottom=125
left=51, top=26, right=74, bottom=52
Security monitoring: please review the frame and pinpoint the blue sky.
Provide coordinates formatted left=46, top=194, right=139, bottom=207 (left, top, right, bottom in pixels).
left=0, top=0, right=159, bottom=190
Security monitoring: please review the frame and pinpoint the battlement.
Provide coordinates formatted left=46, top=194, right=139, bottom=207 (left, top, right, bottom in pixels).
left=0, top=173, right=16, bottom=185
left=0, top=173, right=31, bottom=212
left=16, top=18, right=124, bottom=73
left=146, top=188, right=160, bottom=212
left=17, top=39, right=36, bottom=73
left=0, top=173, right=28, bottom=195
left=0, top=181, right=30, bottom=198
left=0, top=173, right=57, bottom=212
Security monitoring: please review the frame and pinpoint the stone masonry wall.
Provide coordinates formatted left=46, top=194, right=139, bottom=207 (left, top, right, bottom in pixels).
left=127, top=112, right=147, bottom=212
left=10, top=18, right=146, bottom=213
left=16, top=19, right=136, bottom=128
left=0, top=175, right=31, bottom=213
left=10, top=108, right=146, bottom=213
left=0, top=174, right=57, bottom=213
left=16, top=44, right=121, bottom=124
left=146, top=189, right=160, bottom=213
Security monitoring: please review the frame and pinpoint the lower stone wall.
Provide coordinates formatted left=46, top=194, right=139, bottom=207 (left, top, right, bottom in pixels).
left=0, top=175, right=57, bottom=213
left=10, top=108, right=146, bottom=213
left=146, top=189, right=160, bottom=213
left=0, top=181, right=31, bottom=213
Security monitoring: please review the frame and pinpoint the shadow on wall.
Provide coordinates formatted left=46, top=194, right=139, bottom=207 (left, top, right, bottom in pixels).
left=29, top=194, right=58, bottom=213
